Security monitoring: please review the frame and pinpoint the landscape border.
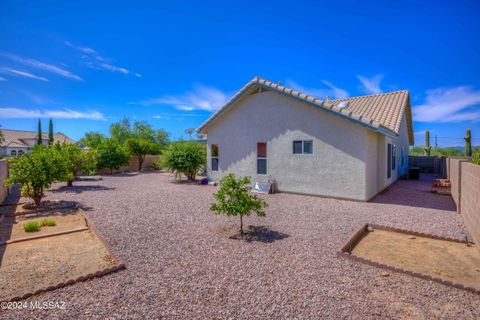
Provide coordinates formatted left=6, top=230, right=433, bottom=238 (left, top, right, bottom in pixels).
left=337, top=223, right=480, bottom=294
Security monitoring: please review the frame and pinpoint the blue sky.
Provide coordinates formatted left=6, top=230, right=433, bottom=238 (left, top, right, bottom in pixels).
left=0, top=0, right=479, bottom=146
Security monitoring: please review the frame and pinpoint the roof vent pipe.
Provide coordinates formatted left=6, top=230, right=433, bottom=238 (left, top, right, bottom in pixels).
left=326, top=96, right=330, bottom=101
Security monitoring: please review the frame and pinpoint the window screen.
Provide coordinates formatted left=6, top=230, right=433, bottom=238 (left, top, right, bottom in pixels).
left=303, top=141, right=313, bottom=154
left=211, top=144, right=219, bottom=171
left=293, top=141, right=303, bottom=154
left=257, top=142, right=267, bottom=174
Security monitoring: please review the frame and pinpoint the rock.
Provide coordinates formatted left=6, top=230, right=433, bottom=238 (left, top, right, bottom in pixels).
left=408, top=236, right=416, bottom=240
left=367, top=226, right=374, bottom=232
left=380, top=271, right=390, bottom=277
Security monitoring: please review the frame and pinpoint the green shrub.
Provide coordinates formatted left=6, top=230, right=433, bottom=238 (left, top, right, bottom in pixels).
left=211, top=174, right=268, bottom=234
left=39, top=219, right=56, bottom=227
left=161, top=141, right=206, bottom=181
left=151, top=159, right=162, bottom=170
left=24, top=221, right=40, bottom=232
left=56, top=142, right=98, bottom=186
left=472, top=150, right=480, bottom=165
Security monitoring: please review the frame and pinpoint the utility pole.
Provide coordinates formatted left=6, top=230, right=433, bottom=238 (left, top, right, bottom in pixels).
left=435, top=134, right=438, bottom=150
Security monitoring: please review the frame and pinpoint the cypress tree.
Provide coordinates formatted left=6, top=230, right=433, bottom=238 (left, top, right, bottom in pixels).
left=48, top=118, right=54, bottom=145
left=37, top=119, right=43, bottom=146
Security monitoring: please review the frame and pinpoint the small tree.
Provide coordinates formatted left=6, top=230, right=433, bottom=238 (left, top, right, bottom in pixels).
left=5, top=146, right=68, bottom=206
left=58, top=143, right=98, bottom=186
left=48, top=118, right=54, bottom=146
left=211, top=174, right=268, bottom=234
left=161, top=141, right=206, bottom=181
left=96, top=139, right=130, bottom=174
left=126, top=138, right=158, bottom=171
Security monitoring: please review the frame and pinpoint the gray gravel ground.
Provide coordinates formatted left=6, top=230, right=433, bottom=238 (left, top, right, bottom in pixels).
left=1, top=172, right=479, bottom=319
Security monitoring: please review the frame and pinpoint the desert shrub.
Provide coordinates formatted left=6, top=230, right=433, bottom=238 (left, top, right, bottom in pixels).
left=210, top=174, right=268, bottom=234
left=5, top=145, right=69, bottom=206
left=472, top=150, right=480, bottom=165
left=161, top=141, right=206, bottom=181
left=40, top=219, right=56, bottom=227
left=24, top=221, right=40, bottom=232
left=151, top=158, right=162, bottom=170
left=96, top=139, right=130, bottom=174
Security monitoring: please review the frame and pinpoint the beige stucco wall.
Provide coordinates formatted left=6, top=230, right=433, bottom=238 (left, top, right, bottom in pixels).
left=460, top=162, right=480, bottom=252
left=205, top=91, right=386, bottom=201
left=375, top=114, right=410, bottom=195
left=0, top=159, right=8, bottom=204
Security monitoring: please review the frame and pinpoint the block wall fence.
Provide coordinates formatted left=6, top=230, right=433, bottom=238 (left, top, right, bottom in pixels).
left=448, top=157, right=480, bottom=252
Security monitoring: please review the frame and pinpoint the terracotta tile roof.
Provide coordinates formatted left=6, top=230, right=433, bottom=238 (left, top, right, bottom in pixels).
left=0, top=129, right=77, bottom=148
left=197, top=77, right=414, bottom=145
left=330, top=91, right=414, bottom=145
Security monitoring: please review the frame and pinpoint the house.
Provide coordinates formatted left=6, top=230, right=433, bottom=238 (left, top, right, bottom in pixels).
left=197, top=77, right=414, bottom=201
left=0, top=129, right=77, bottom=157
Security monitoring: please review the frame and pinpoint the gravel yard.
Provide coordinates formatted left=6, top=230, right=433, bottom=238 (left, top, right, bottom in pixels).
left=2, top=172, right=479, bottom=319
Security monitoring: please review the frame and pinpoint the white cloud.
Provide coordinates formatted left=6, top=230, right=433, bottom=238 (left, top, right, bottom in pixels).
left=153, top=112, right=205, bottom=120
left=413, top=86, right=480, bottom=123
left=0, top=67, right=48, bottom=81
left=357, top=74, right=384, bottom=94
left=134, top=85, right=228, bottom=112
left=0, top=53, right=82, bottom=81
left=65, top=41, right=141, bottom=77
left=285, top=79, right=349, bottom=99
left=0, top=107, right=106, bottom=120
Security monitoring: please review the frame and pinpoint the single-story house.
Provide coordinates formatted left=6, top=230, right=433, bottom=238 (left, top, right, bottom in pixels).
left=197, top=76, right=414, bottom=201
left=0, top=129, right=77, bottom=157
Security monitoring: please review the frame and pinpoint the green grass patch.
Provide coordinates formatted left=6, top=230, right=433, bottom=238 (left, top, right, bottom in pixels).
left=23, top=221, right=40, bottom=232
left=39, top=219, right=56, bottom=227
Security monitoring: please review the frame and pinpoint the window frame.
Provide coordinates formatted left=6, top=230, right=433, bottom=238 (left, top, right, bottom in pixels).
left=257, top=142, right=267, bottom=175
left=11, top=150, right=17, bottom=157
left=293, top=140, right=313, bottom=155
left=211, top=144, right=219, bottom=171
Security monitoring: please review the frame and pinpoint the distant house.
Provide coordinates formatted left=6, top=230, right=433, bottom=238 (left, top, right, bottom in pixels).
left=0, top=129, right=77, bottom=157
left=197, top=77, right=414, bottom=201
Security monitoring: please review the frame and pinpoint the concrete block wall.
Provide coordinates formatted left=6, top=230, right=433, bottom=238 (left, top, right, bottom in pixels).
left=447, top=157, right=471, bottom=210
left=0, top=159, right=8, bottom=203
left=96, top=155, right=160, bottom=174
left=460, top=162, right=480, bottom=250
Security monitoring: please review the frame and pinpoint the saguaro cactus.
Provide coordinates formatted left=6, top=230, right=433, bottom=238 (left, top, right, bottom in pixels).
left=465, top=129, right=472, bottom=157
left=424, top=130, right=431, bottom=156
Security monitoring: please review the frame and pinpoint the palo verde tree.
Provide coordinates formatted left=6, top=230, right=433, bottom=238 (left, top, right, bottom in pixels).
left=5, top=145, right=69, bottom=206
left=210, top=174, right=268, bottom=234
left=48, top=118, right=54, bottom=145
left=96, top=139, right=130, bottom=174
left=79, top=131, right=107, bottom=149
left=126, top=138, right=158, bottom=171
left=57, top=143, right=98, bottom=186
left=161, top=140, right=206, bottom=181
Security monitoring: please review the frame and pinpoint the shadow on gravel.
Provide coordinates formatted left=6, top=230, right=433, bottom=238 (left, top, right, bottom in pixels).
left=75, top=177, right=103, bottom=182
left=230, top=226, right=289, bottom=243
left=51, top=185, right=115, bottom=194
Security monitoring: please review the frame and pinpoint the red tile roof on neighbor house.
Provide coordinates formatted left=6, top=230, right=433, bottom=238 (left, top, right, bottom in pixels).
left=197, top=77, right=414, bottom=145
left=0, top=129, right=77, bottom=148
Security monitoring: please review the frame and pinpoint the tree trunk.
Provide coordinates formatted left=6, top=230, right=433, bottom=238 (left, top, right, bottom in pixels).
left=240, top=215, right=244, bottom=234
left=67, top=180, right=73, bottom=187
left=138, top=156, right=144, bottom=171
left=110, top=168, right=114, bottom=175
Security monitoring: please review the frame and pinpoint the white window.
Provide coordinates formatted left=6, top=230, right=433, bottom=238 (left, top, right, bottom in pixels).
left=211, top=144, right=219, bottom=171
left=11, top=150, right=17, bottom=157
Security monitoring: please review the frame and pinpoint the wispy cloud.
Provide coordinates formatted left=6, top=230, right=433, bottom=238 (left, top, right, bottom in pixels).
left=134, top=85, right=228, bottom=112
left=0, top=76, right=6, bottom=81
left=0, top=67, right=48, bottom=81
left=65, top=41, right=141, bottom=78
left=357, top=74, right=384, bottom=94
left=153, top=112, right=205, bottom=120
left=0, top=107, right=106, bottom=120
left=413, top=86, right=480, bottom=122
left=0, top=53, right=82, bottom=81
left=285, top=79, right=349, bottom=99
